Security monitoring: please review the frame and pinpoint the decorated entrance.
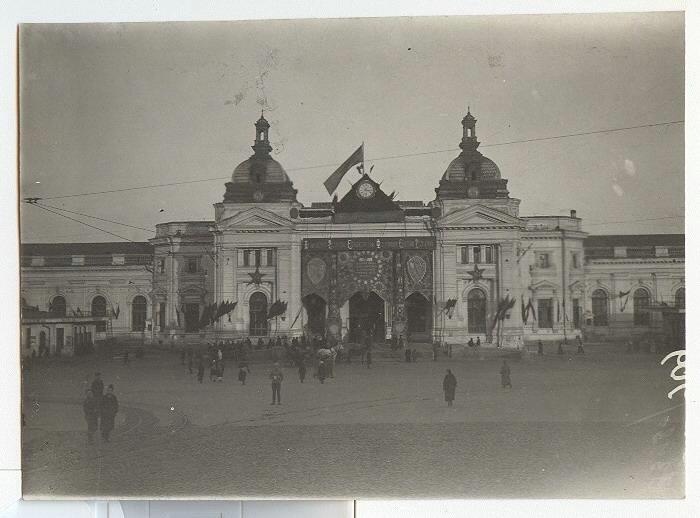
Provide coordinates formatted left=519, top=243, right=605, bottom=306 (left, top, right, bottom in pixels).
left=349, top=291, right=385, bottom=342
left=301, top=237, right=435, bottom=341
left=303, top=293, right=327, bottom=338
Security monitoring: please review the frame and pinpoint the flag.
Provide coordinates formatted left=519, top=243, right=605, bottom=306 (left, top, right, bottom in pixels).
left=491, top=296, right=517, bottom=331
left=323, top=144, right=364, bottom=195
left=115, top=304, right=120, bottom=319
left=526, top=298, right=537, bottom=321
left=442, top=298, right=458, bottom=319
left=521, top=296, right=527, bottom=323
left=290, top=305, right=304, bottom=329
left=618, top=289, right=631, bottom=312
left=267, top=300, right=288, bottom=320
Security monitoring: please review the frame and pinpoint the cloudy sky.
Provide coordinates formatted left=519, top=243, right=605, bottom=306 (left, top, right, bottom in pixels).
left=19, top=12, right=684, bottom=242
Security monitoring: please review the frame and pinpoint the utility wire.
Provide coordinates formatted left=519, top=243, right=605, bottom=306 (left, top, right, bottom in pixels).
left=27, top=202, right=137, bottom=243
left=32, top=120, right=683, bottom=201
left=32, top=202, right=155, bottom=233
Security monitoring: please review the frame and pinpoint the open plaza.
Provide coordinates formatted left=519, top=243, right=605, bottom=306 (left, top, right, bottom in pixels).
left=22, top=339, right=684, bottom=499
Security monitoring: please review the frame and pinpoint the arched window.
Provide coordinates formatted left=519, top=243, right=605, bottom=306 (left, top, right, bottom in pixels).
left=91, top=296, right=107, bottom=317
left=132, top=296, right=147, bottom=332
left=592, top=289, right=608, bottom=326
left=633, top=288, right=651, bottom=326
left=249, top=292, right=268, bottom=336
left=50, top=296, right=66, bottom=317
left=92, top=296, right=107, bottom=332
left=467, top=289, right=487, bottom=334
left=675, top=287, right=685, bottom=309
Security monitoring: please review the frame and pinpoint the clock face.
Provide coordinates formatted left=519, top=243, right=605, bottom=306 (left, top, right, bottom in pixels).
left=357, top=181, right=376, bottom=199
left=253, top=190, right=264, bottom=202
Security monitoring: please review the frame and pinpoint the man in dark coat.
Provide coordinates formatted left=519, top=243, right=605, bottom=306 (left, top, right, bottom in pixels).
left=298, top=359, right=307, bottom=383
left=91, top=372, right=104, bottom=400
left=197, top=356, right=205, bottom=383
left=443, top=369, right=457, bottom=407
left=500, top=360, right=512, bottom=389
left=537, top=340, right=544, bottom=355
left=318, top=360, right=326, bottom=384
left=100, top=385, right=119, bottom=442
left=269, top=362, right=284, bottom=405
left=83, top=389, right=100, bottom=444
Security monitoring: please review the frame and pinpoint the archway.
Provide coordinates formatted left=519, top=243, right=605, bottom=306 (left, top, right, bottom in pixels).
left=92, top=296, right=107, bottom=332
left=50, top=296, right=66, bottom=317
left=633, top=288, right=651, bottom=326
left=592, top=289, right=609, bottom=326
left=467, top=288, right=487, bottom=334
left=406, top=292, right=432, bottom=340
left=132, top=296, right=147, bottom=331
left=249, top=292, right=268, bottom=336
left=303, top=294, right=327, bottom=338
left=349, top=291, right=384, bottom=343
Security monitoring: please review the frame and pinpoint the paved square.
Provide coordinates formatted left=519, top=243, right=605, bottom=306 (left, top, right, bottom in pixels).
left=22, top=344, right=684, bottom=498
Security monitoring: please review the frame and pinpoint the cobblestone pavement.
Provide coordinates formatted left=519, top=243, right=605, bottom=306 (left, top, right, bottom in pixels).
left=21, top=346, right=684, bottom=498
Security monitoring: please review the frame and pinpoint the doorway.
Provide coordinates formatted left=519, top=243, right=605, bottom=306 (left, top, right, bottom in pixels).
left=349, top=291, right=384, bottom=343
left=406, top=292, right=432, bottom=341
left=184, top=303, right=200, bottom=332
left=249, top=292, right=268, bottom=336
left=303, top=294, right=327, bottom=338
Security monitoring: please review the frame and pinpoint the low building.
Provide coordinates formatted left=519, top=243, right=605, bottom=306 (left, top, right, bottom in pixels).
left=20, top=111, right=685, bottom=349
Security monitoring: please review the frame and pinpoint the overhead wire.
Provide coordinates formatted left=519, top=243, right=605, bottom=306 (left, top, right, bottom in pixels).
left=30, top=119, right=683, bottom=201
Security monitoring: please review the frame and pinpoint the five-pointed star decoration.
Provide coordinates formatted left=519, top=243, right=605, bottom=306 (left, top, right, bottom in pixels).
left=247, top=266, right=266, bottom=286
left=466, top=263, right=484, bottom=282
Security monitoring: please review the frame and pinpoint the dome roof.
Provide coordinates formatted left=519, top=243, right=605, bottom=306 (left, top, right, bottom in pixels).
left=231, top=156, right=291, bottom=184
left=441, top=154, right=501, bottom=182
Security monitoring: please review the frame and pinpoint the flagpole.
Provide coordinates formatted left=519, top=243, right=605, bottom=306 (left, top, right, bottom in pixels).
left=362, top=141, right=365, bottom=174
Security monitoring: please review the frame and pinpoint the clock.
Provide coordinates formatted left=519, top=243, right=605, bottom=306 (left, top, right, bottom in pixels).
left=253, top=190, right=264, bottom=202
left=357, top=181, right=376, bottom=199
left=467, top=186, right=480, bottom=198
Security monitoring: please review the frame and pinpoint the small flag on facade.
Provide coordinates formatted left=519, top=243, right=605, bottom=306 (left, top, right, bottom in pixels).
left=323, top=144, right=364, bottom=195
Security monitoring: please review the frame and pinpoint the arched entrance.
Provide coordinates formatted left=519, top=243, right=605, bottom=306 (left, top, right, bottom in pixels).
left=349, top=291, right=384, bottom=342
left=249, top=292, right=268, bottom=336
left=303, top=294, right=327, bottom=338
left=467, top=288, right=487, bottom=334
left=406, top=292, right=431, bottom=341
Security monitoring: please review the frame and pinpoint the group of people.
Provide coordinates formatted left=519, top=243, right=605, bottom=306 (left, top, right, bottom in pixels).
left=441, top=360, right=513, bottom=406
left=82, top=372, right=119, bottom=444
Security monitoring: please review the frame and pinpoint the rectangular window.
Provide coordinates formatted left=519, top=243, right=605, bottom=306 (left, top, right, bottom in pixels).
left=255, top=249, right=261, bottom=267
left=45, top=256, right=72, bottom=267
left=538, top=253, right=550, bottom=269
left=571, top=252, right=579, bottom=269
left=460, top=246, right=468, bottom=264
left=485, top=246, right=493, bottom=264
left=473, top=246, right=481, bottom=264
left=158, top=258, right=166, bottom=274
left=125, top=255, right=152, bottom=266
left=84, top=255, right=113, bottom=266
left=266, top=248, right=274, bottom=266
left=243, top=250, right=250, bottom=266
left=537, top=299, right=553, bottom=328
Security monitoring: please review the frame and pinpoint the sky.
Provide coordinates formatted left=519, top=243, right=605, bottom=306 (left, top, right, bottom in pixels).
left=18, top=12, right=684, bottom=243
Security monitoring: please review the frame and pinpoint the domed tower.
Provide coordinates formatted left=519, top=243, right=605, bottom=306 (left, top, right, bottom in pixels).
left=222, top=113, right=298, bottom=203
left=435, top=109, right=510, bottom=200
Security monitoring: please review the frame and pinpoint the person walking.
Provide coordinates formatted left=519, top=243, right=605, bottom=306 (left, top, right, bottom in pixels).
left=476, top=337, right=481, bottom=347
left=100, top=385, right=119, bottom=442
left=432, top=341, right=439, bottom=361
left=557, top=342, right=564, bottom=355
left=197, top=356, right=205, bottom=383
left=537, top=340, right=544, bottom=355
left=298, top=359, right=307, bottom=383
left=318, top=360, right=326, bottom=384
left=91, top=372, right=104, bottom=401
left=443, top=369, right=457, bottom=407
left=238, top=361, right=249, bottom=385
left=270, top=362, right=284, bottom=405
left=83, top=389, right=100, bottom=444
left=500, top=360, right=512, bottom=389
left=576, top=335, right=585, bottom=354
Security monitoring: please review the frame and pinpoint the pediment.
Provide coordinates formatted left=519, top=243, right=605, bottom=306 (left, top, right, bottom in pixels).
left=529, top=279, right=559, bottom=292
left=438, top=204, right=524, bottom=227
left=217, top=207, right=293, bottom=230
